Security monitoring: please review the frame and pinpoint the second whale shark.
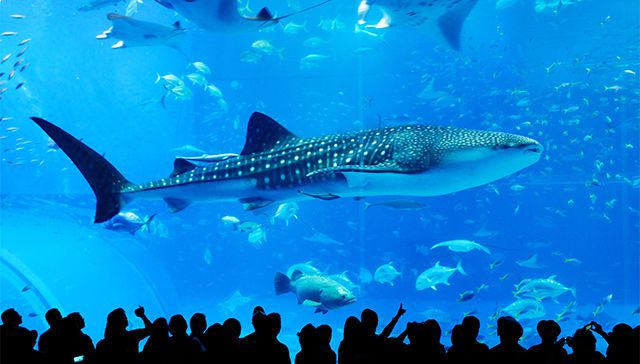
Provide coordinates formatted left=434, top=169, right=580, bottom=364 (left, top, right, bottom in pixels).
left=31, top=112, right=543, bottom=223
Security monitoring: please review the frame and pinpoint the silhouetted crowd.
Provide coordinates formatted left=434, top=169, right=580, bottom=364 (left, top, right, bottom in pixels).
left=1, top=304, right=638, bottom=364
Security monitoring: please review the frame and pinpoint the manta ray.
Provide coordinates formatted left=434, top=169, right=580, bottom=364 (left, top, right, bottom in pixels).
left=30, top=112, right=542, bottom=223
left=153, top=0, right=330, bottom=32
left=357, top=0, right=480, bottom=50
left=155, top=0, right=274, bottom=31
left=96, top=13, right=187, bottom=49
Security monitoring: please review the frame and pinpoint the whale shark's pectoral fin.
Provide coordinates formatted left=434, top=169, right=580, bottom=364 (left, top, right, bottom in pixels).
left=239, top=197, right=274, bottom=211
left=298, top=191, right=341, bottom=200
left=164, top=197, right=191, bottom=212
left=436, top=0, right=479, bottom=50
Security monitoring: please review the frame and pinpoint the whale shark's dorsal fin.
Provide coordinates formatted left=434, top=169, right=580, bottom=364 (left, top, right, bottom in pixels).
left=241, top=112, right=298, bottom=155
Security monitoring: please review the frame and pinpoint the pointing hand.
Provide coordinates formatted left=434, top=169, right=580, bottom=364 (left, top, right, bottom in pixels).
left=396, top=303, right=407, bottom=317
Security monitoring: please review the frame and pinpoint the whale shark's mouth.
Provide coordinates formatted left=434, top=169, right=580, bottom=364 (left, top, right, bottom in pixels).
left=522, top=143, right=544, bottom=154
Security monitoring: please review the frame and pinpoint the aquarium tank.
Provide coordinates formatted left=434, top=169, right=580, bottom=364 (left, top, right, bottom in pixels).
left=0, top=0, right=638, bottom=359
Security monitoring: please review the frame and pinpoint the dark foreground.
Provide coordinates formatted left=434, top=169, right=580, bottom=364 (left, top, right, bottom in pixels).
left=1, top=304, right=637, bottom=364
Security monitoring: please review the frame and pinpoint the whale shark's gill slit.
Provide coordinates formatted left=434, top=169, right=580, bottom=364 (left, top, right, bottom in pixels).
left=30, top=117, right=132, bottom=223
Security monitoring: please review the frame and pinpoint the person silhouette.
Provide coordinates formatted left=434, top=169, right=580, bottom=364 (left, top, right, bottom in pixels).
left=219, top=318, right=242, bottom=363
left=402, top=320, right=446, bottom=364
left=38, top=308, right=64, bottom=364
left=489, top=316, right=527, bottom=364
left=295, top=323, right=319, bottom=364
left=0, top=308, right=40, bottom=364
left=189, top=313, right=207, bottom=352
left=566, top=327, right=605, bottom=364
left=94, top=306, right=153, bottom=364
left=447, top=317, right=489, bottom=364
left=589, top=321, right=637, bottom=364
left=63, top=312, right=95, bottom=363
left=167, top=314, right=202, bottom=364
left=264, top=312, right=291, bottom=364
left=359, top=304, right=407, bottom=364
left=142, top=318, right=169, bottom=364
left=338, top=316, right=364, bottom=364
left=527, top=320, right=568, bottom=364
left=203, top=323, right=224, bottom=362
left=317, top=324, right=337, bottom=364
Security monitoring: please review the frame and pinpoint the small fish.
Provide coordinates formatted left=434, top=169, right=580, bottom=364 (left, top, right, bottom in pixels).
left=303, top=36, right=328, bottom=48
left=499, top=273, right=510, bottom=281
left=18, top=38, right=32, bottom=46
left=457, top=290, right=475, bottom=302
left=563, top=257, right=582, bottom=265
left=15, top=82, right=25, bottom=90
left=489, top=259, right=503, bottom=270
left=604, top=85, right=622, bottom=92
left=8, top=69, right=16, bottom=80
left=299, top=54, right=329, bottom=69
left=19, top=63, right=29, bottom=72
left=155, top=73, right=183, bottom=86
left=0, top=117, right=13, bottom=122
left=2, top=32, right=18, bottom=36
left=623, top=69, right=636, bottom=75
left=283, top=21, right=307, bottom=34
left=167, top=84, right=192, bottom=100
left=191, top=61, right=211, bottom=74
left=205, top=84, right=223, bottom=98
left=510, top=184, right=525, bottom=192
left=22, top=284, right=33, bottom=292
left=27, top=313, right=39, bottom=318
left=186, top=72, right=208, bottom=87
left=239, top=49, right=263, bottom=63
left=1, top=53, right=11, bottom=64
left=10, top=14, right=27, bottom=19
left=14, top=59, right=24, bottom=68
left=251, top=40, right=283, bottom=58
left=16, top=47, right=27, bottom=57
left=563, top=106, right=580, bottom=114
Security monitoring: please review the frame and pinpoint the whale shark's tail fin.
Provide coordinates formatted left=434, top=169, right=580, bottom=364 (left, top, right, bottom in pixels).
left=30, top=117, right=132, bottom=223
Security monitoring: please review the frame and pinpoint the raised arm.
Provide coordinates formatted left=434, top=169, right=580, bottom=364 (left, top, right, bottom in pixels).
left=380, top=303, right=407, bottom=339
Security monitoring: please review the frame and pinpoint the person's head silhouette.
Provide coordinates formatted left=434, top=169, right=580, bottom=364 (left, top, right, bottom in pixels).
left=1, top=308, right=22, bottom=327
left=169, top=315, right=188, bottom=337
left=497, top=316, right=523, bottom=345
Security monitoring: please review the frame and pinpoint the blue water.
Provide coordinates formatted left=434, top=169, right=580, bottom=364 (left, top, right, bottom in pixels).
left=1, top=0, right=638, bottom=357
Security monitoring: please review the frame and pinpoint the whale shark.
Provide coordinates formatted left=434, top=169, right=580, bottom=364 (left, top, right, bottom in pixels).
left=96, top=13, right=187, bottom=49
left=357, top=0, right=479, bottom=50
left=30, top=112, right=542, bottom=223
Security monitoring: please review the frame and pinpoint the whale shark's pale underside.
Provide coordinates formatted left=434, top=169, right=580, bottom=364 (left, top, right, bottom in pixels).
left=31, top=113, right=542, bottom=223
